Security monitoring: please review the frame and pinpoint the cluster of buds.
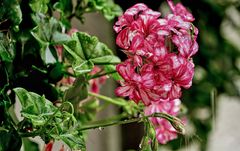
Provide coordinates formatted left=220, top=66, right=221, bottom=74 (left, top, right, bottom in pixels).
left=114, top=0, right=198, bottom=144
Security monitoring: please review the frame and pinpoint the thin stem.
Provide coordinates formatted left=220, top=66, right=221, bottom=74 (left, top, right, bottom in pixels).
left=79, top=117, right=141, bottom=131
left=90, top=70, right=117, bottom=79
left=79, top=112, right=182, bottom=132
left=31, top=65, right=47, bottom=74
left=88, top=92, right=126, bottom=106
left=19, top=102, right=74, bottom=138
left=39, top=102, right=70, bottom=133
left=63, top=71, right=76, bottom=77
left=19, top=131, right=41, bottom=137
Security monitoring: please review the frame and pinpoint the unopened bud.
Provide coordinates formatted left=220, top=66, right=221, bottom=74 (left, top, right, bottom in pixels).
left=170, top=118, right=185, bottom=135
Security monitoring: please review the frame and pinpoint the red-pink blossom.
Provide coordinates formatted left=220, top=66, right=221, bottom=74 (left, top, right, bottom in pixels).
left=167, top=0, right=195, bottom=22
left=89, top=66, right=107, bottom=93
left=68, top=28, right=78, bottom=36
left=151, top=54, right=194, bottom=100
left=114, top=3, right=160, bottom=33
left=172, top=29, right=198, bottom=59
left=58, top=67, right=75, bottom=86
left=114, top=2, right=198, bottom=144
left=155, top=121, right=178, bottom=144
left=44, top=140, right=54, bottom=151
left=115, top=60, right=160, bottom=105
left=114, top=3, right=161, bottom=51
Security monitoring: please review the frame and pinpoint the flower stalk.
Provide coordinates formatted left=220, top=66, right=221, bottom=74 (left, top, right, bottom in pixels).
left=88, top=92, right=126, bottom=106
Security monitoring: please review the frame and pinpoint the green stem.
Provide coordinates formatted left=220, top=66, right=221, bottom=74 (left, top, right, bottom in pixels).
left=90, top=70, right=117, bottom=79
left=19, top=102, right=74, bottom=138
left=79, top=112, right=182, bottom=132
left=39, top=102, right=70, bottom=133
left=88, top=92, right=126, bottom=106
left=79, top=117, right=141, bottom=131
left=63, top=71, right=76, bottom=77
left=19, top=131, right=41, bottom=138
left=31, top=65, right=47, bottom=74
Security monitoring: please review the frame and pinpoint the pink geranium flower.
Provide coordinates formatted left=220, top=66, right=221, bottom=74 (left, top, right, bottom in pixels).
left=167, top=0, right=195, bottom=22
left=114, top=2, right=198, bottom=144
left=114, top=3, right=160, bottom=33
left=152, top=54, right=194, bottom=100
left=115, top=60, right=160, bottom=105
left=44, top=140, right=54, bottom=151
left=114, top=3, right=161, bottom=51
left=89, top=66, right=107, bottom=93
left=172, top=29, right=199, bottom=59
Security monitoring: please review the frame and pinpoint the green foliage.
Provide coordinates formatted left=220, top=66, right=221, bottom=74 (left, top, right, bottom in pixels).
left=22, top=138, right=39, bottom=151
left=14, top=88, right=61, bottom=126
left=64, top=76, right=88, bottom=103
left=77, top=97, right=99, bottom=124
left=63, top=32, right=120, bottom=75
left=0, top=130, right=22, bottom=151
left=53, top=0, right=73, bottom=28
left=0, top=0, right=123, bottom=149
left=29, top=0, right=50, bottom=14
left=14, top=88, right=85, bottom=150
left=86, top=0, right=123, bottom=20
left=140, top=120, right=158, bottom=151
left=31, top=14, right=70, bottom=63
left=0, top=33, right=15, bottom=62
left=104, top=65, right=123, bottom=81
left=53, top=0, right=73, bottom=17
left=50, top=130, right=85, bottom=150
left=0, top=0, right=22, bottom=31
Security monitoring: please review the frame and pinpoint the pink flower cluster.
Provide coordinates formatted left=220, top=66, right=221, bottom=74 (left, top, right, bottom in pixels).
left=114, top=0, right=198, bottom=144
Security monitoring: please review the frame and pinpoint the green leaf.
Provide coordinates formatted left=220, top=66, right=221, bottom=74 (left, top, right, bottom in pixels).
left=90, top=55, right=120, bottom=64
left=85, top=0, right=122, bottom=21
left=0, top=33, right=15, bottom=62
left=53, top=0, right=73, bottom=27
left=140, top=121, right=158, bottom=151
left=13, top=88, right=60, bottom=126
left=13, top=88, right=85, bottom=150
left=77, top=97, right=99, bottom=124
left=64, top=76, right=88, bottom=103
left=48, top=62, right=64, bottom=83
left=0, top=0, right=22, bottom=29
left=31, top=16, right=59, bottom=44
left=101, top=2, right=122, bottom=20
left=104, top=65, right=122, bottom=81
left=63, top=32, right=117, bottom=75
left=29, top=0, right=50, bottom=13
left=45, top=46, right=57, bottom=64
left=73, top=60, right=94, bottom=75
left=0, top=130, right=22, bottom=151
left=0, top=42, right=13, bottom=62
left=50, top=129, right=85, bottom=150
left=53, top=0, right=73, bottom=17
left=91, top=40, right=113, bottom=58
left=22, top=138, right=39, bottom=151
left=63, top=35, right=85, bottom=60
left=31, top=26, right=49, bottom=46
left=31, top=15, right=67, bottom=63
left=52, top=32, right=71, bottom=44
